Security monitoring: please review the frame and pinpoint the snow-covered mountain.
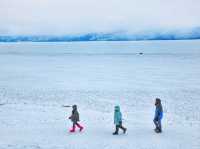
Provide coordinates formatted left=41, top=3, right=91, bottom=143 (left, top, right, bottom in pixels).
left=0, top=27, right=200, bottom=42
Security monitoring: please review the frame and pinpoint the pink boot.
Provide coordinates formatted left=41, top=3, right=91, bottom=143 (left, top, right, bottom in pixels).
left=76, top=123, right=84, bottom=132
left=69, top=125, right=76, bottom=132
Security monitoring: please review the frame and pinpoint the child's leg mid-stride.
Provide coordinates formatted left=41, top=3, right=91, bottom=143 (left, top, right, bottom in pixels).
left=153, top=118, right=159, bottom=129
left=157, top=120, right=162, bottom=132
left=69, top=123, right=76, bottom=132
left=113, top=125, right=119, bottom=135
left=113, top=122, right=127, bottom=135
left=70, top=123, right=83, bottom=132
left=76, top=123, right=84, bottom=131
left=153, top=118, right=162, bottom=133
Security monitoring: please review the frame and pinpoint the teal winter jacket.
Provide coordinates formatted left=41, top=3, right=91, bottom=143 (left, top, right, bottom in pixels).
left=114, top=106, right=122, bottom=125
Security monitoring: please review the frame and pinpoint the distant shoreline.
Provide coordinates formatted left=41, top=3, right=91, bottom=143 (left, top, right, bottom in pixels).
left=0, top=38, right=200, bottom=43
left=1, top=31, right=200, bottom=42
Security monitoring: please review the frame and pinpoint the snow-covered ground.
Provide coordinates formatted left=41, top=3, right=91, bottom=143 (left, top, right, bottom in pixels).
left=0, top=40, right=200, bottom=149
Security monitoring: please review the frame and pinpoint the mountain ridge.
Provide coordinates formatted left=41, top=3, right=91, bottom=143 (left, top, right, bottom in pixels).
left=1, top=28, right=200, bottom=42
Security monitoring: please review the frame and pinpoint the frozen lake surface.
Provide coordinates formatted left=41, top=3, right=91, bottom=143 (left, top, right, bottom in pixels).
left=0, top=40, right=200, bottom=149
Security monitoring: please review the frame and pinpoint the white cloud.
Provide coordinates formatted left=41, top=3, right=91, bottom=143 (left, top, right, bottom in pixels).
left=0, top=0, right=200, bottom=35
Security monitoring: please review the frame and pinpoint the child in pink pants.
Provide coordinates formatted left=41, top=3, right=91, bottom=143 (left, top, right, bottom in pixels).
left=68, top=105, right=84, bottom=132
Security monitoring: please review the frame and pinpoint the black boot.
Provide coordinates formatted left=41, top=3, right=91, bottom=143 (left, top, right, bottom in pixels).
left=155, top=127, right=162, bottom=133
left=154, top=127, right=159, bottom=132
left=157, top=127, right=162, bottom=133
left=123, top=128, right=127, bottom=134
left=113, top=125, right=119, bottom=135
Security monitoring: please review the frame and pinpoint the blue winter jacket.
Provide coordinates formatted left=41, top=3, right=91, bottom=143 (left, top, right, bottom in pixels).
left=114, top=106, right=122, bottom=125
left=154, top=104, right=163, bottom=120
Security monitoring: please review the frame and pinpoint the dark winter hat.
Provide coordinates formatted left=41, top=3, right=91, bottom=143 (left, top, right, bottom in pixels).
left=72, top=105, right=77, bottom=109
left=155, top=98, right=161, bottom=105
left=114, top=105, right=120, bottom=111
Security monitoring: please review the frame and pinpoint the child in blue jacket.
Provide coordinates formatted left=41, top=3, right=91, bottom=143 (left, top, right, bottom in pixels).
left=113, top=106, right=127, bottom=135
left=153, top=98, right=163, bottom=133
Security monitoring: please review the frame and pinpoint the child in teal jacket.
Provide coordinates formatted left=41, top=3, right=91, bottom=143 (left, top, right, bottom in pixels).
left=113, top=106, right=127, bottom=135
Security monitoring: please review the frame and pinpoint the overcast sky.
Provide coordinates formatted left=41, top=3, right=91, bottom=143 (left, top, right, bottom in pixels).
left=0, top=0, right=200, bottom=35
